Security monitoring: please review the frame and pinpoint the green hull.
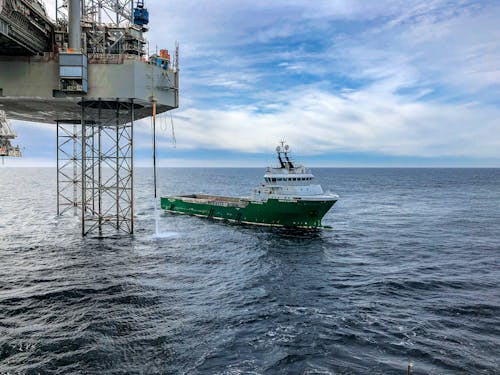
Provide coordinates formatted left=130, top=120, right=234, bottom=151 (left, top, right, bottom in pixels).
left=160, top=195, right=336, bottom=228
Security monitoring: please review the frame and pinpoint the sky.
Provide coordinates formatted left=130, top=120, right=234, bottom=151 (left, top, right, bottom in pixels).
left=6, top=0, right=500, bottom=167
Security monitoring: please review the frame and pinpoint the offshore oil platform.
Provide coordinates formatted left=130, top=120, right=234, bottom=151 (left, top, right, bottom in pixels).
left=0, top=0, right=179, bottom=235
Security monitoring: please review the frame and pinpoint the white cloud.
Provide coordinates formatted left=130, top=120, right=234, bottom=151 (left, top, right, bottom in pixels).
left=331, top=0, right=500, bottom=94
left=157, top=85, right=500, bottom=158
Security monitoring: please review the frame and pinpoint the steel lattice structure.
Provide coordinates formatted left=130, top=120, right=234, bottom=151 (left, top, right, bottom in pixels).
left=56, top=0, right=134, bottom=25
left=57, top=100, right=135, bottom=235
left=80, top=100, right=134, bottom=235
left=55, top=0, right=145, bottom=56
left=0, top=110, right=22, bottom=158
left=56, top=121, right=81, bottom=215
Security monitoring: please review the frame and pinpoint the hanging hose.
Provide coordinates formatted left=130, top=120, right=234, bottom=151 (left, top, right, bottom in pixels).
left=170, top=112, right=177, bottom=148
left=151, top=101, right=180, bottom=238
left=152, top=100, right=157, bottom=199
left=152, top=99, right=161, bottom=237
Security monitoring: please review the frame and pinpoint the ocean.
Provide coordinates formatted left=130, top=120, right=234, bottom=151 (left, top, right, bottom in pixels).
left=0, top=167, right=499, bottom=374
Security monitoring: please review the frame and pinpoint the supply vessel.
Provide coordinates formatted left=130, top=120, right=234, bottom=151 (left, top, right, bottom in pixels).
left=161, top=142, right=338, bottom=228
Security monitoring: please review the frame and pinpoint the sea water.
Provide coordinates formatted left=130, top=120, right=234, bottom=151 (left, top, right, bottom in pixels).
left=1, top=168, right=499, bottom=374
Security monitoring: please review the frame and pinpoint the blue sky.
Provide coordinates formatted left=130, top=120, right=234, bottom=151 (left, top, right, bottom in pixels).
left=7, top=0, right=500, bottom=166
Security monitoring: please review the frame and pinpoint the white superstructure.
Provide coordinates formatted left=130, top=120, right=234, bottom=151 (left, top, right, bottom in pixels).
left=251, top=142, right=339, bottom=202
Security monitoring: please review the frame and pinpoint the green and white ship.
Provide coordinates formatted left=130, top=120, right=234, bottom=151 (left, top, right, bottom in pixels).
left=160, top=142, right=339, bottom=228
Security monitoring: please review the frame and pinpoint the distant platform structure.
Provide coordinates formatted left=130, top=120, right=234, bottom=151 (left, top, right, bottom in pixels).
left=0, top=0, right=180, bottom=235
left=0, top=110, right=21, bottom=159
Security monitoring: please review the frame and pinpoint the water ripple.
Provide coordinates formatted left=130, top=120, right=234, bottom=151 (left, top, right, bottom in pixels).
left=0, top=168, right=499, bottom=374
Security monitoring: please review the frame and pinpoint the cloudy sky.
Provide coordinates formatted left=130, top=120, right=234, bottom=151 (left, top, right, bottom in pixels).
left=8, top=0, right=500, bottom=166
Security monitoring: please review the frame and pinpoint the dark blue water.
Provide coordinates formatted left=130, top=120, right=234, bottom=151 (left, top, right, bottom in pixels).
left=1, top=168, right=499, bottom=374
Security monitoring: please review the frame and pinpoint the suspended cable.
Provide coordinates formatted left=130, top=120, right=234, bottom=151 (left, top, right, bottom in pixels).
left=152, top=100, right=157, bottom=199
left=170, top=112, right=176, bottom=148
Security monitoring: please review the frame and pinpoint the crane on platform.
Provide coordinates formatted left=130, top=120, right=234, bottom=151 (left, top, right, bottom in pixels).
left=0, top=110, right=22, bottom=163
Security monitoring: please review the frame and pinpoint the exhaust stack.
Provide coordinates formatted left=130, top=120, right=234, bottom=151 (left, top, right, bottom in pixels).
left=68, top=0, right=81, bottom=51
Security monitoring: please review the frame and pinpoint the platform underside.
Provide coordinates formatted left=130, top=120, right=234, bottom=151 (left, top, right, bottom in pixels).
left=0, top=97, right=174, bottom=124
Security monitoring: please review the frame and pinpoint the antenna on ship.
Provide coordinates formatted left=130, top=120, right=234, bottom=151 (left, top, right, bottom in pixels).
left=284, top=144, right=294, bottom=169
left=276, top=145, right=286, bottom=168
left=276, top=140, right=294, bottom=169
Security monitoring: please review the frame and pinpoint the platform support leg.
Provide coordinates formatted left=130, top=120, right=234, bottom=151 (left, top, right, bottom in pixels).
left=80, top=99, right=134, bottom=236
left=57, top=120, right=81, bottom=216
left=57, top=100, right=134, bottom=236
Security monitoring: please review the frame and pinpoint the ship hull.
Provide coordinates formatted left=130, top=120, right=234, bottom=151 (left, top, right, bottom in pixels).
left=160, top=195, right=336, bottom=228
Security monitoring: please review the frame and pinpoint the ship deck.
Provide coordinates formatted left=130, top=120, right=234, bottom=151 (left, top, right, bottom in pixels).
left=170, top=194, right=250, bottom=208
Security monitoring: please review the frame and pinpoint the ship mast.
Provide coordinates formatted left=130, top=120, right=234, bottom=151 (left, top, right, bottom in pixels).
left=276, top=140, right=294, bottom=169
left=276, top=143, right=286, bottom=168
left=284, top=145, right=294, bottom=169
